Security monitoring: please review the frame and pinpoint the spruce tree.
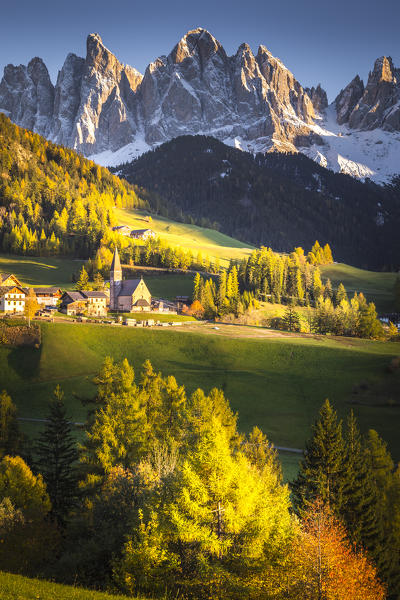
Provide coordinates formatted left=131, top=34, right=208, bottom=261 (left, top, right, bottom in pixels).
left=364, top=429, right=400, bottom=597
left=36, top=386, right=78, bottom=524
left=341, top=412, right=381, bottom=550
left=292, top=399, right=346, bottom=515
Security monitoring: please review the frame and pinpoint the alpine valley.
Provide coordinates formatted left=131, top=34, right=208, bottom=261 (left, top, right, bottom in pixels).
left=1, top=27, right=400, bottom=184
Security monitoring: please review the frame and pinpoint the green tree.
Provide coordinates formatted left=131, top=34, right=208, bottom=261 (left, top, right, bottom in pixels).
left=75, top=265, right=90, bottom=291
left=292, top=399, right=346, bottom=515
left=35, top=386, right=78, bottom=524
left=0, top=391, right=23, bottom=458
left=282, top=306, right=301, bottom=332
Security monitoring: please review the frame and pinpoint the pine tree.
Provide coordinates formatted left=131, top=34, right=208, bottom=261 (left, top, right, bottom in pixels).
left=282, top=306, right=301, bottom=332
left=35, top=386, right=78, bottom=524
left=292, top=399, right=346, bottom=516
left=75, top=265, right=90, bottom=291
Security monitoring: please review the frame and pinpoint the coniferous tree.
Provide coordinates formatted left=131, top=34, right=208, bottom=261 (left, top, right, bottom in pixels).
left=75, top=265, right=90, bottom=291
left=341, top=412, right=381, bottom=550
left=292, top=399, right=346, bottom=516
left=35, top=386, right=78, bottom=524
left=282, top=306, right=301, bottom=332
left=363, top=429, right=400, bottom=597
left=0, top=391, right=23, bottom=458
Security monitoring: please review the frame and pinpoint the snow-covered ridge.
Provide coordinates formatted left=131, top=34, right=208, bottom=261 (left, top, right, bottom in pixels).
left=1, top=28, right=399, bottom=184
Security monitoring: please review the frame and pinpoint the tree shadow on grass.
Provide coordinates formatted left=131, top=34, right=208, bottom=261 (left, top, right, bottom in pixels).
left=6, top=344, right=42, bottom=381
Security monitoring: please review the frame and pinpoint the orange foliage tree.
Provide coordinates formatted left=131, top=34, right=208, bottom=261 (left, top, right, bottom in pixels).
left=287, top=500, right=385, bottom=600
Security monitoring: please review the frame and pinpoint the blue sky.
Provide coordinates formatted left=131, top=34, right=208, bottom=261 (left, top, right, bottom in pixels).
left=1, top=0, right=399, bottom=101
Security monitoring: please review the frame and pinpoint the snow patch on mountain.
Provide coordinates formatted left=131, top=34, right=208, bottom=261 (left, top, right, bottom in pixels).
left=300, top=105, right=400, bottom=183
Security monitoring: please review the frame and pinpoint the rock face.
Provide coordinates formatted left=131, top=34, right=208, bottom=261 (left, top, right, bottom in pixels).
left=0, top=28, right=322, bottom=155
left=0, top=33, right=143, bottom=154
left=305, top=84, right=328, bottom=114
left=0, top=57, right=54, bottom=137
left=335, top=75, right=364, bottom=125
left=335, top=57, right=400, bottom=131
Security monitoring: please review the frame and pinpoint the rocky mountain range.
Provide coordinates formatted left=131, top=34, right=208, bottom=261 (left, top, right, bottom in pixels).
left=1, top=28, right=399, bottom=182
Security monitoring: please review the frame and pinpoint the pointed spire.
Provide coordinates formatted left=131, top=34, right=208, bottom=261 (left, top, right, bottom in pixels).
left=111, top=246, right=121, bottom=274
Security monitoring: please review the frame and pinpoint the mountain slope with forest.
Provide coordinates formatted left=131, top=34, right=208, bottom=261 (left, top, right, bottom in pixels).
left=115, top=135, right=400, bottom=269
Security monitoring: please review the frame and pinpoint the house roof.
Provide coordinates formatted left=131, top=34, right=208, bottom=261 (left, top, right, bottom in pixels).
left=130, top=229, right=155, bottom=235
left=0, top=273, right=21, bottom=285
left=81, top=291, right=107, bottom=299
left=61, top=291, right=86, bottom=303
left=0, top=285, right=26, bottom=297
left=62, top=290, right=107, bottom=303
left=118, top=279, right=142, bottom=297
left=32, top=287, right=62, bottom=295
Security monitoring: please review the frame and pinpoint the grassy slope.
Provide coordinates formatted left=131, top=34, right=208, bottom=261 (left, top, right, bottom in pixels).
left=1, top=322, right=399, bottom=459
left=0, top=571, right=144, bottom=600
left=0, top=254, right=83, bottom=289
left=115, top=207, right=254, bottom=266
left=321, top=263, right=397, bottom=313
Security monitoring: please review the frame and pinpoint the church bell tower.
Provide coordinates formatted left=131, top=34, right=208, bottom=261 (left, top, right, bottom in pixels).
left=110, top=247, right=122, bottom=311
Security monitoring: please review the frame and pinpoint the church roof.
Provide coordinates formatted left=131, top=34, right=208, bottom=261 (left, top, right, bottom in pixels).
left=118, top=279, right=142, bottom=297
left=110, top=247, right=121, bottom=273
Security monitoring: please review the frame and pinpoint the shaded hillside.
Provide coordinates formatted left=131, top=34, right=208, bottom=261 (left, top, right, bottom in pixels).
left=115, top=136, right=400, bottom=269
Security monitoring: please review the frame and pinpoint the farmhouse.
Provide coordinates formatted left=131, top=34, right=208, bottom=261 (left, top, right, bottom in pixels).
left=112, top=225, right=131, bottom=236
left=110, top=247, right=152, bottom=312
left=0, top=285, right=26, bottom=313
left=60, top=291, right=108, bottom=316
left=130, top=228, right=156, bottom=240
left=27, top=287, right=62, bottom=307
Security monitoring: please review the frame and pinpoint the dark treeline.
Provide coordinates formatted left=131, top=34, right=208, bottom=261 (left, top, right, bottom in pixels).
left=0, top=362, right=394, bottom=599
left=115, top=135, right=400, bottom=270
left=0, top=113, right=148, bottom=258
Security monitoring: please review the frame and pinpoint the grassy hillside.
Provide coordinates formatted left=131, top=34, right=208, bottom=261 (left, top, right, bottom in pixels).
left=0, top=254, right=83, bottom=289
left=115, top=207, right=254, bottom=267
left=1, top=322, right=399, bottom=459
left=0, top=571, right=145, bottom=600
left=321, top=263, right=397, bottom=313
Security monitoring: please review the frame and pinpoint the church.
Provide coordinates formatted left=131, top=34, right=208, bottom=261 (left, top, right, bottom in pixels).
left=109, top=247, right=152, bottom=312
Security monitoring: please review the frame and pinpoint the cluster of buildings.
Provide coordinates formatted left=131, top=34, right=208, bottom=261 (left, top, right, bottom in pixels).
left=0, top=248, right=153, bottom=318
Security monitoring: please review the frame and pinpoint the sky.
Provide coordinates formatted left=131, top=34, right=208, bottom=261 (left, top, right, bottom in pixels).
left=0, top=0, right=399, bottom=102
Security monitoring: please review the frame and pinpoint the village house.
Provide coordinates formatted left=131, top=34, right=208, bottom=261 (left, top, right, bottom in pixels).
left=26, top=287, right=62, bottom=307
left=112, top=225, right=131, bottom=236
left=60, top=290, right=108, bottom=316
left=0, top=285, right=27, bottom=313
left=129, top=228, right=156, bottom=241
left=110, top=248, right=152, bottom=312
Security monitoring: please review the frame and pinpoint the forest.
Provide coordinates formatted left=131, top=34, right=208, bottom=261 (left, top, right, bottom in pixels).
left=115, top=135, right=400, bottom=270
left=0, top=113, right=148, bottom=258
left=0, top=358, right=398, bottom=599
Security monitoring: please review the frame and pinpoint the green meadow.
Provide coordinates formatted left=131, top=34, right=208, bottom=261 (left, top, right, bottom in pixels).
left=0, top=571, right=144, bottom=600
left=1, top=322, right=399, bottom=461
left=0, top=253, right=83, bottom=289
left=115, top=207, right=255, bottom=266
left=321, top=262, right=397, bottom=312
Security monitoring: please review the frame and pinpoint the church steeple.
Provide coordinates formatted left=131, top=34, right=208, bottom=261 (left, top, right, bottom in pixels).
left=110, top=246, right=122, bottom=281
left=110, top=247, right=122, bottom=310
